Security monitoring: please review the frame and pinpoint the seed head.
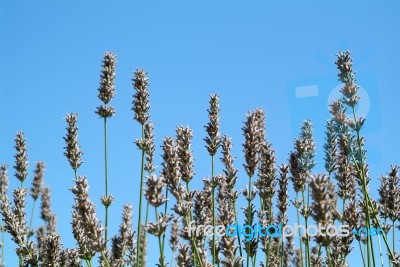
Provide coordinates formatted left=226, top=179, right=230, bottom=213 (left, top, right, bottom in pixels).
left=336, top=51, right=355, bottom=84
left=96, top=52, right=117, bottom=118
left=255, top=142, right=277, bottom=208
left=40, top=187, right=57, bottom=234
left=97, top=52, right=117, bottom=104
left=144, top=174, right=167, bottom=208
left=378, top=165, right=400, bottom=222
left=132, top=69, right=150, bottom=125
left=30, top=162, right=45, bottom=201
left=70, top=176, right=104, bottom=260
left=14, top=131, right=29, bottom=184
left=289, top=120, right=316, bottom=193
left=204, top=94, right=220, bottom=156
left=242, top=109, right=265, bottom=178
left=63, top=113, right=83, bottom=171
left=111, top=204, right=135, bottom=264
left=176, top=126, right=195, bottom=183
left=220, top=135, right=238, bottom=189
left=0, top=164, right=9, bottom=202
left=169, top=217, right=180, bottom=252
left=144, top=122, right=156, bottom=173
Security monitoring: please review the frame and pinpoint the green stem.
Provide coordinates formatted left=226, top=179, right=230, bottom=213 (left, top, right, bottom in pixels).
left=161, top=188, right=168, bottom=255
left=392, top=221, right=395, bottom=253
left=377, top=231, right=384, bottom=267
left=350, top=106, right=376, bottom=267
left=246, top=174, right=253, bottom=267
left=1, top=222, right=4, bottom=266
left=26, top=199, right=37, bottom=244
left=302, top=190, right=310, bottom=267
left=359, top=240, right=366, bottom=267
left=103, top=117, right=110, bottom=242
left=280, top=214, right=285, bottom=267
left=155, top=208, right=166, bottom=267
left=136, top=124, right=145, bottom=267
left=295, top=193, right=304, bottom=267
left=211, top=155, right=217, bottom=266
left=100, top=250, right=111, bottom=267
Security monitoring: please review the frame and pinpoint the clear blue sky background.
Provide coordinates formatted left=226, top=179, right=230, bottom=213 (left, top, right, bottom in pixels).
left=1, top=1, right=399, bottom=266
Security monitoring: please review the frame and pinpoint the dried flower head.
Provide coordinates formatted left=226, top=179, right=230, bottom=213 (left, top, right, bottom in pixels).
left=144, top=122, right=156, bottom=173
left=310, top=174, right=337, bottom=247
left=323, top=119, right=338, bottom=173
left=176, top=244, right=192, bottom=267
left=277, top=164, right=290, bottom=219
left=161, top=137, right=181, bottom=198
left=255, top=141, right=277, bottom=209
left=335, top=129, right=357, bottom=202
left=132, top=69, right=150, bottom=125
left=0, top=164, right=9, bottom=202
left=169, top=217, right=180, bottom=252
left=290, top=120, right=316, bottom=193
left=30, top=162, right=45, bottom=201
left=97, top=52, right=117, bottom=105
left=378, top=165, right=400, bottom=222
left=70, top=176, right=104, bottom=260
left=100, top=195, right=115, bottom=208
left=41, top=234, right=62, bottom=266
left=59, top=248, right=81, bottom=267
left=220, top=135, right=238, bottom=189
left=144, top=174, right=167, bottom=208
left=63, top=113, right=83, bottom=171
left=96, top=52, right=117, bottom=118
left=146, top=213, right=172, bottom=237
left=242, top=109, right=265, bottom=178
left=1, top=188, right=29, bottom=247
left=111, top=204, right=136, bottom=265
left=40, top=187, right=57, bottom=234
left=14, top=131, right=29, bottom=184
left=204, top=94, right=221, bottom=156
left=176, top=126, right=195, bottom=183
left=336, top=51, right=355, bottom=84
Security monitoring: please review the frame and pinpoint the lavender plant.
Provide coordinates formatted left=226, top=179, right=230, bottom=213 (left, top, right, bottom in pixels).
left=0, top=51, right=399, bottom=267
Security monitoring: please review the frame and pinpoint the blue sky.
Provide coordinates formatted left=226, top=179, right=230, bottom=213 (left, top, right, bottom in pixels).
left=1, top=1, right=399, bottom=266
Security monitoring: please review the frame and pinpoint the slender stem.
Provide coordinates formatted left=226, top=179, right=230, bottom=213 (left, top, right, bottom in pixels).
left=295, top=192, right=304, bottom=267
left=100, top=250, right=111, bottom=267
left=392, top=221, right=395, bottom=253
left=377, top=231, right=384, bottom=267
left=359, top=240, right=366, bottom=267
left=302, top=190, right=310, bottom=267
left=28, top=200, right=36, bottom=230
left=161, top=188, right=168, bottom=254
left=280, top=213, right=285, bottom=267
left=136, top=124, right=145, bottom=267
left=211, top=155, right=217, bottom=266
left=103, top=117, right=110, bottom=242
left=350, top=105, right=378, bottom=267
left=246, top=174, right=253, bottom=267
left=1, top=222, right=4, bottom=266
left=155, top=207, right=166, bottom=267
left=26, top=199, right=37, bottom=244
